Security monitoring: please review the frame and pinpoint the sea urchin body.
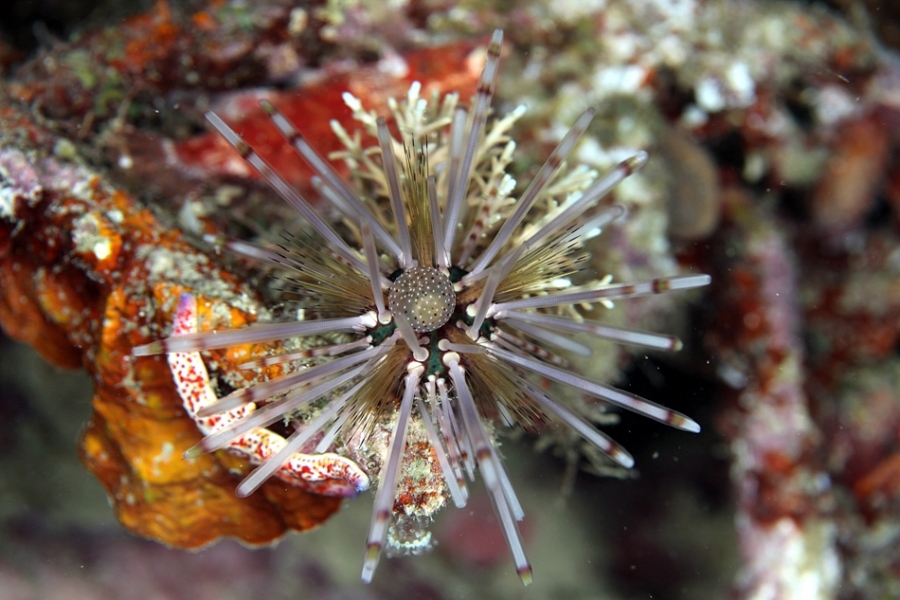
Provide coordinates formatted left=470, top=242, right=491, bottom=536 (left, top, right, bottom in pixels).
left=134, top=29, right=710, bottom=584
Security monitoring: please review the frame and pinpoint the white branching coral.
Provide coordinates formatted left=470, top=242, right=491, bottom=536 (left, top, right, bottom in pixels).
left=134, top=29, right=710, bottom=585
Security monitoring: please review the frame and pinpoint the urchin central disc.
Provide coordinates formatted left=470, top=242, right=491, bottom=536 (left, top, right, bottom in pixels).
left=388, top=266, right=456, bottom=333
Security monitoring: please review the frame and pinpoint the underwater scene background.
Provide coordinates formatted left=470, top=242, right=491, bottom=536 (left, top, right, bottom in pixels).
left=2, top=0, right=900, bottom=598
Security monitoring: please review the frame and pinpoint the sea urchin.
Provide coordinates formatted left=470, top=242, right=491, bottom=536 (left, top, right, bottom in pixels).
left=134, top=29, right=710, bottom=585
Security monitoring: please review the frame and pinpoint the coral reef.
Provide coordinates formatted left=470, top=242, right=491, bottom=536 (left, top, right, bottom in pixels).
left=3, top=0, right=900, bottom=598
left=0, top=101, right=344, bottom=548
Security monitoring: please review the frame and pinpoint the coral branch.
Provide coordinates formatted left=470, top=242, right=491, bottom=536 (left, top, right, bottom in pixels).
left=710, top=192, right=837, bottom=600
